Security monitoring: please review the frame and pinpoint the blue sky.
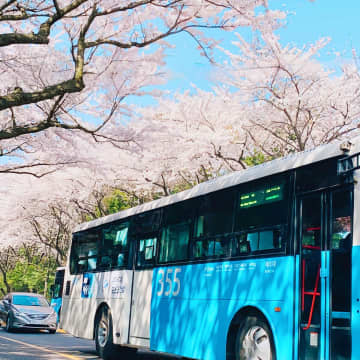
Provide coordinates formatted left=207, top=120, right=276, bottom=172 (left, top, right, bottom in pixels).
left=128, top=0, right=359, bottom=106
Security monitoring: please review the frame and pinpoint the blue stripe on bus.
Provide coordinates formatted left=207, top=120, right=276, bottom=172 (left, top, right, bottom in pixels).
left=293, top=255, right=300, bottom=360
left=150, top=256, right=295, bottom=360
left=352, top=245, right=360, bottom=360
left=332, top=311, right=351, bottom=319
left=50, top=298, right=62, bottom=323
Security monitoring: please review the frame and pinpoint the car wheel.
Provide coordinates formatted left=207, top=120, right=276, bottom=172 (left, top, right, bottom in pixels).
left=49, top=329, right=56, bottom=334
left=95, top=307, right=116, bottom=360
left=235, top=315, right=275, bottom=360
left=5, top=315, right=13, bottom=333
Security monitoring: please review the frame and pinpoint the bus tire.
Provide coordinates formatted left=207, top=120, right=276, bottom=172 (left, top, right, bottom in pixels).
left=95, top=307, right=116, bottom=360
left=235, top=315, right=275, bottom=360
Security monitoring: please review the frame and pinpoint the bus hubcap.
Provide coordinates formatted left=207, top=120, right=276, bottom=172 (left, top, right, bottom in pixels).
left=98, top=318, right=108, bottom=347
left=241, top=326, right=271, bottom=360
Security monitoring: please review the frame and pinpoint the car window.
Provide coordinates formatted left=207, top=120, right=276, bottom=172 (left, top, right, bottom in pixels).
left=12, top=294, right=48, bottom=307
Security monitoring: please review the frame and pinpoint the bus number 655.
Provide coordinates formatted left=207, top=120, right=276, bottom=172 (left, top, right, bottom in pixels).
left=157, top=268, right=181, bottom=297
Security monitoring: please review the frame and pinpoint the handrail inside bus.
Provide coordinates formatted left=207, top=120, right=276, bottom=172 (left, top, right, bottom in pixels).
left=302, top=245, right=321, bottom=250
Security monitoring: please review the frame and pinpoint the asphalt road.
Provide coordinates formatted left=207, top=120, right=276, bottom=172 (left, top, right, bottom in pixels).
left=0, top=327, right=179, bottom=360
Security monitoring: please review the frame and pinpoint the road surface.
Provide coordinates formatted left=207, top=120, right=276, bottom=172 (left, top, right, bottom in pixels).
left=0, top=327, right=179, bottom=360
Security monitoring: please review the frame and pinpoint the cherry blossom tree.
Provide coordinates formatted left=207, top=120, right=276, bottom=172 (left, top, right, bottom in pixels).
left=0, top=246, right=16, bottom=294
left=135, top=32, right=360, bottom=181
left=219, top=33, right=360, bottom=155
left=0, top=0, right=285, bottom=178
left=131, top=86, right=251, bottom=194
left=0, top=167, right=98, bottom=256
left=6, top=2, right=353, bottom=253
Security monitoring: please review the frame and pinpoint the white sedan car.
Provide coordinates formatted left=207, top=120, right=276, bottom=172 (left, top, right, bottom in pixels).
left=0, top=292, right=57, bottom=333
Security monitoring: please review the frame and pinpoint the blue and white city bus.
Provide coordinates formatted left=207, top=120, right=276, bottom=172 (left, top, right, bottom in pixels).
left=60, top=138, right=360, bottom=360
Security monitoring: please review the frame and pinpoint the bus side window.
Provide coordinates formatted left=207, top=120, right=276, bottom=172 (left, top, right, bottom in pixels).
left=232, top=178, right=288, bottom=257
left=235, top=180, right=288, bottom=231
left=194, top=236, right=230, bottom=259
left=99, top=254, right=112, bottom=269
left=231, top=234, right=250, bottom=256
left=137, top=237, right=157, bottom=268
left=247, top=229, right=282, bottom=252
left=192, top=190, right=234, bottom=260
left=247, top=232, right=259, bottom=251
left=258, top=229, right=282, bottom=251
left=70, top=230, right=99, bottom=274
left=101, top=222, right=130, bottom=269
left=88, top=249, right=97, bottom=270
left=193, top=190, right=234, bottom=238
left=160, top=221, right=190, bottom=263
left=77, top=259, right=87, bottom=273
left=117, top=254, right=125, bottom=267
left=232, top=228, right=283, bottom=257
left=158, top=201, right=194, bottom=264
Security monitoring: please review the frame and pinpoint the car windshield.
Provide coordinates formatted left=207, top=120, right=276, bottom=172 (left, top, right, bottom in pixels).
left=12, top=294, right=48, bottom=307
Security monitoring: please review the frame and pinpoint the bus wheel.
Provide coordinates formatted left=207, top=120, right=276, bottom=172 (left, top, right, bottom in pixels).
left=95, top=307, right=116, bottom=360
left=235, top=315, right=275, bottom=360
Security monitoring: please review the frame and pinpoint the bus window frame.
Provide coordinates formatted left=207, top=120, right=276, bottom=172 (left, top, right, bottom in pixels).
left=134, top=231, right=160, bottom=270
left=157, top=201, right=196, bottom=266
left=232, top=173, right=291, bottom=258
left=230, top=224, right=287, bottom=259
left=97, top=219, right=132, bottom=271
left=69, top=228, right=101, bottom=275
left=192, top=232, right=233, bottom=260
left=70, top=219, right=133, bottom=275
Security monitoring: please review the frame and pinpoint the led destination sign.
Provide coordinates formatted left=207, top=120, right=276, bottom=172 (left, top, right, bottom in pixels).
left=240, top=184, right=284, bottom=209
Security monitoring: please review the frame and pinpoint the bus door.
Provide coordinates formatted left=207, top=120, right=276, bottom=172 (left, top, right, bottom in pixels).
left=299, top=188, right=352, bottom=360
left=129, top=233, right=158, bottom=347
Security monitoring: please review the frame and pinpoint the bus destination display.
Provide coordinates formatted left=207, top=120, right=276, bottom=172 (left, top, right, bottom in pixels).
left=240, top=184, right=284, bottom=208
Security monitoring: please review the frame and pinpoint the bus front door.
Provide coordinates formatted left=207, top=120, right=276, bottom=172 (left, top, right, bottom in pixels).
left=299, top=188, right=352, bottom=360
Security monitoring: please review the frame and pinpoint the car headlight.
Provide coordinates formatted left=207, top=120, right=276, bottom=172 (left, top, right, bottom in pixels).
left=49, top=311, right=57, bottom=319
left=13, top=310, right=28, bottom=321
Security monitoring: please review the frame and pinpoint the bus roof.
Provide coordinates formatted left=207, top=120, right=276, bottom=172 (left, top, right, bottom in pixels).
left=74, top=137, right=360, bottom=233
